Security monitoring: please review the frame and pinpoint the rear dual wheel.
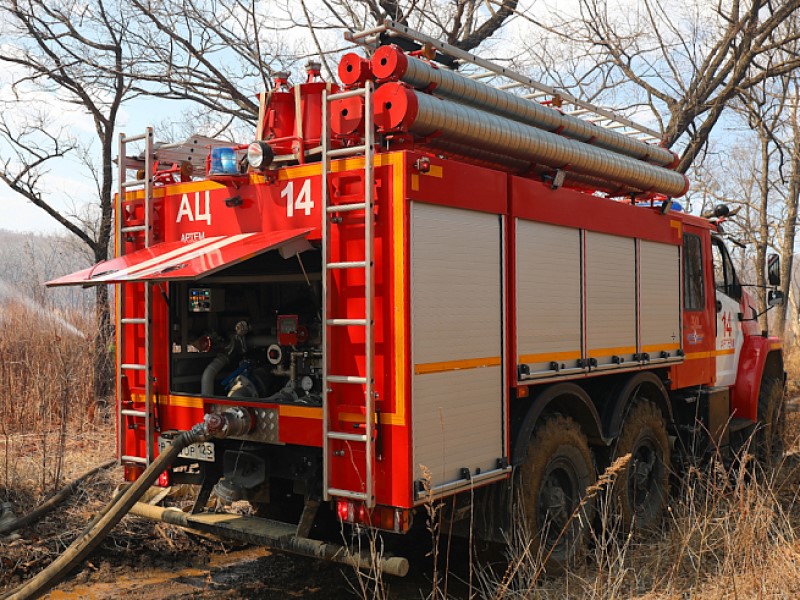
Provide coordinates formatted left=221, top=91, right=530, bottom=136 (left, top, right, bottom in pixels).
left=611, top=401, right=669, bottom=532
left=519, top=415, right=594, bottom=573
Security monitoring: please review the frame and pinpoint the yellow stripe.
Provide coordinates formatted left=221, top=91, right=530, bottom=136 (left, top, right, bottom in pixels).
left=684, top=348, right=735, bottom=360
left=389, top=153, right=406, bottom=426
left=641, top=342, right=681, bottom=353
left=133, top=393, right=323, bottom=418
left=426, top=164, right=443, bottom=178
left=519, top=350, right=582, bottom=363
left=415, top=356, right=502, bottom=375
left=279, top=406, right=322, bottom=419
left=339, top=411, right=399, bottom=426
left=670, top=219, right=683, bottom=237
left=128, top=179, right=224, bottom=200
left=684, top=351, right=714, bottom=360
left=411, top=173, right=419, bottom=191
left=587, top=346, right=637, bottom=358
left=130, top=393, right=204, bottom=409
left=770, top=341, right=782, bottom=351
left=276, top=154, right=394, bottom=180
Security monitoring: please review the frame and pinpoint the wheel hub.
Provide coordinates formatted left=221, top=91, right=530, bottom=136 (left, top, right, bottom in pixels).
left=630, top=438, right=659, bottom=504
left=538, top=461, right=578, bottom=535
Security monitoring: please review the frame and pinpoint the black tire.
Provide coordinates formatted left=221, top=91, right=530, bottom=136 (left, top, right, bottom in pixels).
left=611, top=401, right=669, bottom=531
left=518, top=414, right=595, bottom=573
left=756, top=375, right=785, bottom=467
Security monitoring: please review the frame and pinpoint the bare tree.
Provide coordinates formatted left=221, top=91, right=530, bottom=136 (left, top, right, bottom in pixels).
left=775, top=91, right=800, bottom=336
left=0, top=0, right=138, bottom=400
left=518, top=0, right=800, bottom=172
left=124, top=0, right=520, bottom=131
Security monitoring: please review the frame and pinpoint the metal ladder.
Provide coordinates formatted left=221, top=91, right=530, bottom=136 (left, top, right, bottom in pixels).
left=321, top=81, right=377, bottom=508
left=116, top=127, right=155, bottom=466
left=345, top=19, right=662, bottom=143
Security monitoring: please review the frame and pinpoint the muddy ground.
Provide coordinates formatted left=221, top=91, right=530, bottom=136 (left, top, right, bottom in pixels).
left=1, top=473, right=447, bottom=600
left=0, top=428, right=452, bottom=600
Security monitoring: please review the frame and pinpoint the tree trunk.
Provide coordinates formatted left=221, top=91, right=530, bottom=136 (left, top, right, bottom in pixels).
left=756, top=130, right=771, bottom=333
left=774, top=100, right=800, bottom=336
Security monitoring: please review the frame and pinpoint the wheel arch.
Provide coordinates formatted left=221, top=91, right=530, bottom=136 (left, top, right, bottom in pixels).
left=601, top=371, right=672, bottom=442
left=511, top=382, right=605, bottom=467
left=731, top=336, right=784, bottom=422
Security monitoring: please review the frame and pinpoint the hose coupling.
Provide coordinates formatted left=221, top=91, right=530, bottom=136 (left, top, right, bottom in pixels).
left=203, top=407, right=254, bottom=439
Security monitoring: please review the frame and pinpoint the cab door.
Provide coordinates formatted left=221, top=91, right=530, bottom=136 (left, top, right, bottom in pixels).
left=711, top=237, right=744, bottom=387
left=675, top=227, right=716, bottom=389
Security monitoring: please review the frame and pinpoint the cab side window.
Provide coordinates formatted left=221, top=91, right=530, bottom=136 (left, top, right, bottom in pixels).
left=711, top=238, right=741, bottom=301
left=683, top=234, right=704, bottom=311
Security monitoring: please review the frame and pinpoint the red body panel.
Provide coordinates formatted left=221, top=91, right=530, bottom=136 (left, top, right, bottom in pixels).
left=49, top=148, right=778, bottom=513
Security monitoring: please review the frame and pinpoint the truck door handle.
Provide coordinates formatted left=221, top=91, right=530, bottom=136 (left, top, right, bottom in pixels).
left=716, top=300, right=722, bottom=313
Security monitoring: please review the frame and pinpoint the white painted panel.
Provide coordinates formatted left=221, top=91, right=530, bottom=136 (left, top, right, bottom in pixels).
left=515, top=220, right=582, bottom=373
left=586, top=231, right=636, bottom=364
left=411, top=202, right=503, bottom=488
left=639, top=241, right=681, bottom=355
left=411, top=203, right=502, bottom=363
left=412, top=367, right=503, bottom=484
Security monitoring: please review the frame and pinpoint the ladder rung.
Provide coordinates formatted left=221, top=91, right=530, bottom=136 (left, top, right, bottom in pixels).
left=121, top=455, right=148, bottom=465
left=327, top=375, right=368, bottom=384
left=327, top=145, right=367, bottom=158
left=121, top=409, right=147, bottom=418
left=121, top=225, right=146, bottom=233
left=121, top=318, right=147, bottom=325
left=328, top=88, right=367, bottom=101
left=327, top=261, right=367, bottom=270
left=121, top=178, right=147, bottom=188
left=122, top=132, right=148, bottom=143
left=327, top=319, right=368, bottom=326
left=327, top=431, right=368, bottom=442
left=121, top=363, right=147, bottom=371
left=327, top=202, right=367, bottom=213
left=327, top=488, right=369, bottom=501
left=523, top=92, right=549, bottom=100
left=328, top=489, right=370, bottom=501
left=498, top=82, right=522, bottom=90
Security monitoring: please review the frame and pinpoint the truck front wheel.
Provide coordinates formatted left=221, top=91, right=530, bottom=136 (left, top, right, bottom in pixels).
left=519, top=414, right=594, bottom=573
left=611, top=401, right=669, bottom=531
left=756, top=375, right=785, bottom=466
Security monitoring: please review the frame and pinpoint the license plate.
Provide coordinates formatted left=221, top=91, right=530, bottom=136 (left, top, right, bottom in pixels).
left=158, top=437, right=215, bottom=462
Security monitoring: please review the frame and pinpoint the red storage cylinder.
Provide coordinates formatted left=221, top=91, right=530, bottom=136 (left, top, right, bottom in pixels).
left=260, top=64, right=341, bottom=157
left=262, top=72, right=295, bottom=155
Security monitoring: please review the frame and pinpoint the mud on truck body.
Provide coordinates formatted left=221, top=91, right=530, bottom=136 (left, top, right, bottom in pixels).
left=49, top=21, right=786, bottom=571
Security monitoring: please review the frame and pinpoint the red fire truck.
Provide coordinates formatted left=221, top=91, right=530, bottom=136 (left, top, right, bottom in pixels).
left=49, top=21, right=786, bottom=571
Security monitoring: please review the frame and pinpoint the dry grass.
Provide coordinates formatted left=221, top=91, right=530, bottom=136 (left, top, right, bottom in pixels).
left=0, top=299, right=100, bottom=494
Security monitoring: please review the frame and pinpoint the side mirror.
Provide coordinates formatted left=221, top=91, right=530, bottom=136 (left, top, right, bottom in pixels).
left=768, top=289, right=784, bottom=307
left=768, top=254, right=781, bottom=286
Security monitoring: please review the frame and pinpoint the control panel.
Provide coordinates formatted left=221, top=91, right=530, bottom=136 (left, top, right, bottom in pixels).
left=189, top=288, right=225, bottom=312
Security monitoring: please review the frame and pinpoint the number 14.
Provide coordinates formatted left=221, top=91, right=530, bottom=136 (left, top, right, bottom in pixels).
left=281, top=180, right=314, bottom=217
